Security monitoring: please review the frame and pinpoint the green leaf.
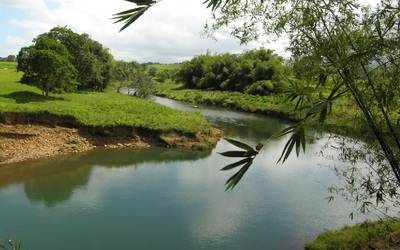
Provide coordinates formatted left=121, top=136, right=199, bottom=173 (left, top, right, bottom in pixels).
left=113, top=7, right=148, bottom=31
left=225, top=160, right=253, bottom=190
left=218, top=150, right=258, bottom=158
left=220, top=158, right=253, bottom=171
left=224, top=138, right=254, bottom=151
left=277, top=125, right=306, bottom=163
left=124, top=0, right=155, bottom=5
left=113, top=7, right=145, bottom=20
left=203, top=0, right=223, bottom=11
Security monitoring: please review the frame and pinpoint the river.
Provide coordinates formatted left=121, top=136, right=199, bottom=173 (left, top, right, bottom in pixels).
left=0, top=96, right=371, bottom=249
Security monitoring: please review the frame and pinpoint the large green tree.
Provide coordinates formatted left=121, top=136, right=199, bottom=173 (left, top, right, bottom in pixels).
left=37, top=26, right=114, bottom=91
left=17, top=37, right=78, bottom=97
left=114, top=0, right=400, bottom=213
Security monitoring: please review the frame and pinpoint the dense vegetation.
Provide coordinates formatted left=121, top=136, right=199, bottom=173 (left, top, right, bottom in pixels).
left=174, top=48, right=292, bottom=95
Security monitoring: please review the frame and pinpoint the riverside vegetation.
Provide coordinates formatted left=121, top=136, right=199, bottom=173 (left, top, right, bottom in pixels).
left=0, top=61, right=218, bottom=164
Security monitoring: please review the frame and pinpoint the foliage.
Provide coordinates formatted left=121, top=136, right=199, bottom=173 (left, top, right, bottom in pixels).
left=17, top=37, right=78, bottom=97
left=321, top=135, right=400, bottom=220
left=0, top=66, right=213, bottom=136
left=219, top=138, right=263, bottom=190
left=305, top=220, right=400, bottom=250
left=112, top=60, right=143, bottom=92
left=0, top=55, right=16, bottom=62
left=112, top=60, right=156, bottom=98
left=113, top=0, right=159, bottom=31
left=33, top=26, right=114, bottom=91
left=173, top=48, right=291, bottom=95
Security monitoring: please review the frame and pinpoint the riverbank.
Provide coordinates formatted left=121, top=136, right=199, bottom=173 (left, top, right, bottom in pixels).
left=155, top=83, right=383, bottom=140
left=0, top=123, right=220, bottom=164
left=0, top=65, right=219, bottom=164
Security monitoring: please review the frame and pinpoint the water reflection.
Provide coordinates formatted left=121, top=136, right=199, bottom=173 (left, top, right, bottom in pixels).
left=0, top=148, right=211, bottom=207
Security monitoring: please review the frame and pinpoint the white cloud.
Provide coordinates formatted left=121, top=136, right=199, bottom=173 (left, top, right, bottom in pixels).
left=0, top=0, right=265, bottom=62
left=5, top=35, right=25, bottom=45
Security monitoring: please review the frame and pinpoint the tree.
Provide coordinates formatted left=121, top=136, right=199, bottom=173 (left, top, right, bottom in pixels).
left=113, top=60, right=156, bottom=98
left=38, top=26, right=114, bottom=91
left=17, top=37, right=78, bottom=97
left=114, top=0, right=400, bottom=213
left=6, top=55, right=16, bottom=62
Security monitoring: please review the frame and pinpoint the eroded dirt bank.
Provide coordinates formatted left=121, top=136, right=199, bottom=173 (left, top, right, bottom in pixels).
left=0, top=122, right=219, bottom=164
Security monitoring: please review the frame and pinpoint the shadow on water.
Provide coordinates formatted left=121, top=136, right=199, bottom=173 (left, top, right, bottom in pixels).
left=0, top=147, right=211, bottom=207
left=0, top=91, right=65, bottom=103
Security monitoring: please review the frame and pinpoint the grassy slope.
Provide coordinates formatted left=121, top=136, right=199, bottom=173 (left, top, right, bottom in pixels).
left=0, top=62, right=213, bottom=136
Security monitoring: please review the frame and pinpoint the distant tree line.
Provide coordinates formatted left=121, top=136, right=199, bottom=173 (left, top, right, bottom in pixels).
left=0, top=55, right=16, bottom=62
left=17, top=26, right=114, bottom=97
left=173, top=48, right=293, bottom=95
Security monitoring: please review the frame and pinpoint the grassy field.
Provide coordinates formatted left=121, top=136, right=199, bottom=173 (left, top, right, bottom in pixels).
left=146, top=63, right=181, bottom=72
left=0, top=62, right=213, bottom=137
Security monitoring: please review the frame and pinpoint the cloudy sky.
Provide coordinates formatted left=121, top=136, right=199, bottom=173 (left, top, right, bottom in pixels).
left=0, top=0, right=282, bottom=63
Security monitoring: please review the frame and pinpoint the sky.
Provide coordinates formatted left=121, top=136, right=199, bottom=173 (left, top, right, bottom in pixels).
left=0, top=0, right=379, bottom=63
left=0, top=0, right=280, bottom=63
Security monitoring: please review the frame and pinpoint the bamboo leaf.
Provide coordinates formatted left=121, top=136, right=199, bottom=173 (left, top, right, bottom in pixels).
left=300, top=126, right=306, bottom=154
left=275, top=124, right=297, bottom=138
left=113, top=7, right=145, bottom=19
left=295, top=132, right=301, bottom=156
left=225, top=160, right=253, bottom=190
left=224, top=138, right=254, bottom=151
left=319, top=105, right=328, bottom=124
left=278, top=135, right=296, bottom=163
left=124, top=0, right=155, bottom=5
left=219, top=150, right=258, bottom=158
left=113, top=7, right=148, bottom=31
left=220, top=158, right=252, bottom=171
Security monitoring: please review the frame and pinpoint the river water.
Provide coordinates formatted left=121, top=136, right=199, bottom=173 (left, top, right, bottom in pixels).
left=0, top=96, right=371, bottom=249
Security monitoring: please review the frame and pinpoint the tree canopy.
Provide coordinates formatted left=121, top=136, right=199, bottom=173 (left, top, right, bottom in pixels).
left=17, top=26, right=114, bottom=95
left=17, top=37, right=78, bottom=97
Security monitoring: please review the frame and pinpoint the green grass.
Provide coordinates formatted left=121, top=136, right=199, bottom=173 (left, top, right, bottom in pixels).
left=146, top=63, right=181, bottom=72
left=0, top=61, right=17, bottom=70
left=0, top=62, right=213, bottom=136
left=305, top=220, right=400, bottom=250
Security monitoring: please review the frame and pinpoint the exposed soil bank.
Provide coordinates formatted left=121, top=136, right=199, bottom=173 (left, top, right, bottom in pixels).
left=0, top=113, right=219, bottom=164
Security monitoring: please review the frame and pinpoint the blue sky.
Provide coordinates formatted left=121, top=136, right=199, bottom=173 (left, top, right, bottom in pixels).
left=0, top=0, right=267, bottom=63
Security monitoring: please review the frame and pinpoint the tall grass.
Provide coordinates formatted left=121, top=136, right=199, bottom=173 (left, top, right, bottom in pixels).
left=0, top=62, right=212, bottom=135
